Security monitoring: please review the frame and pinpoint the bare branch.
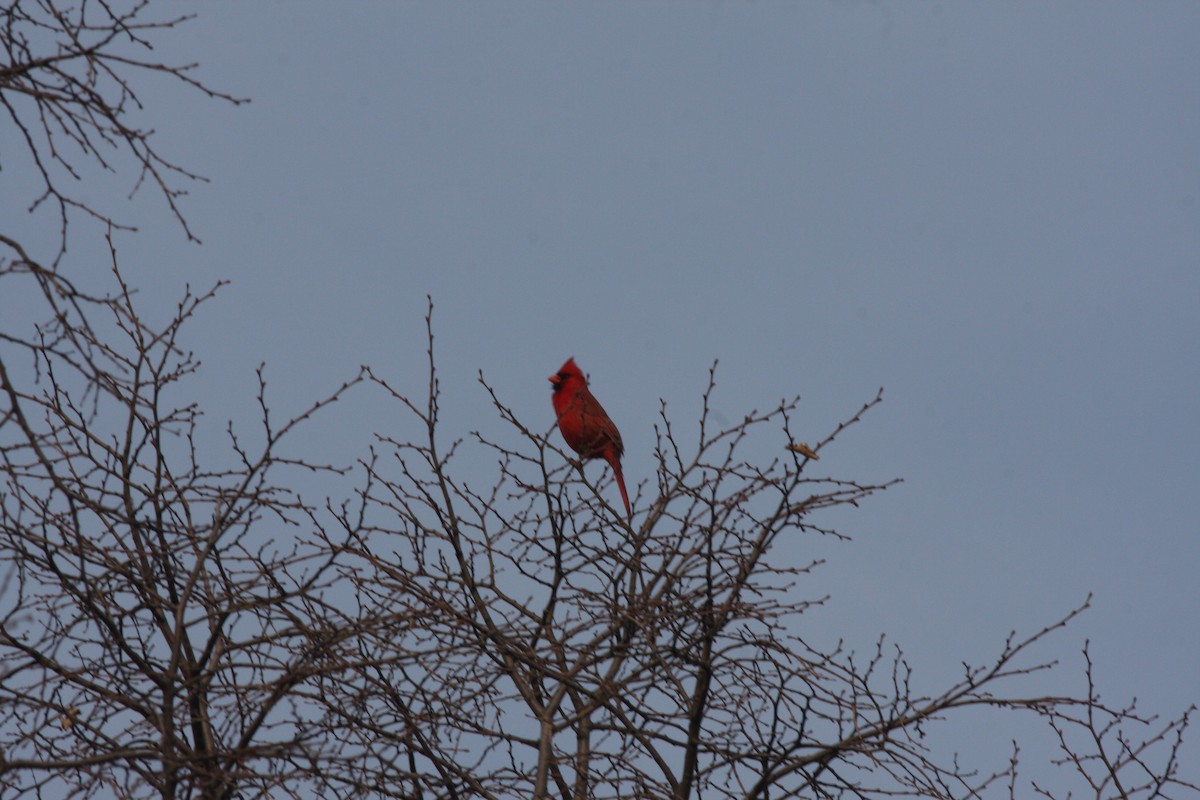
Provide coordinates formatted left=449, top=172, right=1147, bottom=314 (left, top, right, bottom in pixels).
left=1, top=1, right=247, bottom=262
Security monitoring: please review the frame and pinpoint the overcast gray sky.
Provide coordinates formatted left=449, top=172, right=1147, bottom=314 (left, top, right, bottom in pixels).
left=5, top=0, right=1198, bottom=781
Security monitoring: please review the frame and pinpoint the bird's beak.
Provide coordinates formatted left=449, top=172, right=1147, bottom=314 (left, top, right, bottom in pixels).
left=548, top=374, right=560, bottom=385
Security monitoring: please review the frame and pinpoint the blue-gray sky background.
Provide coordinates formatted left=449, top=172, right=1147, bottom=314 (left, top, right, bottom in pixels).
left=5, top=0, right=1197, bottom=777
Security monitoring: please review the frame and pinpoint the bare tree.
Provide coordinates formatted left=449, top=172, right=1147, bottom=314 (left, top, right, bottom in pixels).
left=0, top=252, right=1194, bottom=798
left=0, top=233, right=369, bottom=799
left=289, top=307, right=1196, bottom=800
left=1, top=4, right=1195, bottom=799
left=1, top=0, right=245, bottom=260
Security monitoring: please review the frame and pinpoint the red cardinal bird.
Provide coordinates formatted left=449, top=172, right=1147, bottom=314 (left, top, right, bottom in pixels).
left=549, top=357, right=632, bottom=519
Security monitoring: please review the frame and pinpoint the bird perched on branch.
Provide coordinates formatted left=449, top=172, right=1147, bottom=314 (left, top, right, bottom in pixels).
left=549, top=357, right=631, bottom=520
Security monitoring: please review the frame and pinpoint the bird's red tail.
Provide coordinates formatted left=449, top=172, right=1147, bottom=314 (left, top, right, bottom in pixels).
left=610, top=457, right=632, bottom=521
